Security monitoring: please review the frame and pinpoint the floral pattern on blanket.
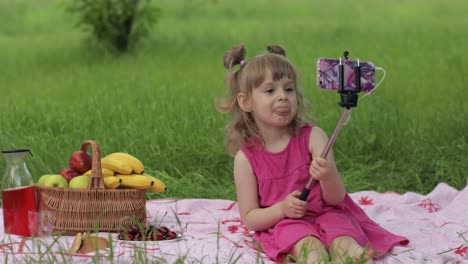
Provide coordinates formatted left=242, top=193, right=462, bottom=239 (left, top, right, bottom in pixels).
left=0, top=183, right=467, bottom=263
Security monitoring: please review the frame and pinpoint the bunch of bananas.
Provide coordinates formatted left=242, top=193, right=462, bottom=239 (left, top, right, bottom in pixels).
left=84, top=152, right=166, bottom=192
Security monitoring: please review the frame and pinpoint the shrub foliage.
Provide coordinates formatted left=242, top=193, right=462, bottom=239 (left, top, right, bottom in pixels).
left=66, top=0, right=159, bottom=52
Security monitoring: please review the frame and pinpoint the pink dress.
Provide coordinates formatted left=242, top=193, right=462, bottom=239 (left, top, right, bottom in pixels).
left=240, top=125, right=409, bottom=262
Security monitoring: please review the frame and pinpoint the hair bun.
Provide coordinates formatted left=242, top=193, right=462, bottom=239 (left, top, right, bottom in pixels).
left=223, top=44, right=246, bottom=69
left=266, top=45, right=286, bottom=56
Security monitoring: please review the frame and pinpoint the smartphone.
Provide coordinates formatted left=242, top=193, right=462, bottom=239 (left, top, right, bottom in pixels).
left=316, top=58, right=376, bottom=93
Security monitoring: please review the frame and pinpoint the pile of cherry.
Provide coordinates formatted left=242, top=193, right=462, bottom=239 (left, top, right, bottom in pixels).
left=117, top=224, right=179, bottom=241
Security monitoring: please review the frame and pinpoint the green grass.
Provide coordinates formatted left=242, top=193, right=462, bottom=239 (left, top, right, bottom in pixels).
left=0, top=0, right=467, bottom=202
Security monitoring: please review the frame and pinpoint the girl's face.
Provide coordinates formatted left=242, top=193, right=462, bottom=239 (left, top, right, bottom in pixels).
left=247, top=70, right=298, bottom=130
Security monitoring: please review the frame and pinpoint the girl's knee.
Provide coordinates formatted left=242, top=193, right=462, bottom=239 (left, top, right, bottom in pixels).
left=330, top=236, right=355, bottom=248
left=295, top=236, right=325, bottom=252
left=291, top=236, right=328, bottom=264
left=329, top=236, right=373, bottom=263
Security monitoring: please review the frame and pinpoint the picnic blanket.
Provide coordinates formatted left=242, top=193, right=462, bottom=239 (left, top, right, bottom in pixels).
left=1, top=182, right=467, bottom=263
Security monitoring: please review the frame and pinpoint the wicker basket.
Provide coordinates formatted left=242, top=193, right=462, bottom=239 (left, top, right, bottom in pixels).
left=35, top=140, right=147, bottom=235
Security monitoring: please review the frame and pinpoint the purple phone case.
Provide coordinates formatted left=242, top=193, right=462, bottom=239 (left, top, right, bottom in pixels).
left=316, top=58, right=375, bottom=93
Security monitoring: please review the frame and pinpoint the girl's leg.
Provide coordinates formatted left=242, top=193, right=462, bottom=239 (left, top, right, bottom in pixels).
left=329, top=236, right=374, bottom=264
left=290, top=236, right=328, bottom=264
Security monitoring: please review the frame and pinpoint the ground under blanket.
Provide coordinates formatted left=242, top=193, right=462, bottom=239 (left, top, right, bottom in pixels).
left=0, top=182, right=467, bottom=263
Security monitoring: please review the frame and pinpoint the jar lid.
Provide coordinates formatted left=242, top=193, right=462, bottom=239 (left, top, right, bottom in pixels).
left=1, top=149, right=33, bottom=156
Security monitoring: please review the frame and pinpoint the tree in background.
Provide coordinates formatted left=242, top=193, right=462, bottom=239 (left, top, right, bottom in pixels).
left=66, top=0, right=159, bottom=53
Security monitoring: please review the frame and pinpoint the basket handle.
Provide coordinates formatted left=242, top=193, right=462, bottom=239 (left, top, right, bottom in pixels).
left=80, top=140, right=105, bottom=190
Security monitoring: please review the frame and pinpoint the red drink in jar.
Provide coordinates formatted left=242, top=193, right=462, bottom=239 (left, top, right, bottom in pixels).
left=2, top=186, right=36, bottom=236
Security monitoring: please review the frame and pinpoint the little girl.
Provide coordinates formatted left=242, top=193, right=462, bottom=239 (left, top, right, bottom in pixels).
left=216, top=44, right=409, bottom=263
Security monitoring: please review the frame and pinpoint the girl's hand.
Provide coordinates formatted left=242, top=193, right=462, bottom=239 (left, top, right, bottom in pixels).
left=280, top=190, right=307, bottom=218
left=310, top=157, right=334, bottom=182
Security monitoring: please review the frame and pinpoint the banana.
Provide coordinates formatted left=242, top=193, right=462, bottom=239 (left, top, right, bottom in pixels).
left=83, top=168, right=115, bottom=177
left=143, top=173, right=166, bottom=192
left=105, top=152, right=144, bottom=174
left=117, top=174, right=155, bottom=190
left=100, top=156, right=133, bottom=175
left=69, top=232, right=82, bottom=253
left=103, top=176, right=121, bottom=189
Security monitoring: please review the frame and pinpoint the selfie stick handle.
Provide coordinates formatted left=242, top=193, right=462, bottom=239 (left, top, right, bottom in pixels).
left=300, top=53, right=359, bottom=201
left=299, top=108, right=351, bottom=201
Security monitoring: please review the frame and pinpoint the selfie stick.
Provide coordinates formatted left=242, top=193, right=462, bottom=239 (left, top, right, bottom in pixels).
left=299, top=51, right=361, bottom=201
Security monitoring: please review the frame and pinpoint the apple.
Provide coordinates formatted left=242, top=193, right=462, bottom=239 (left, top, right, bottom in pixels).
left=69, top=175, right=90, bottom=189
left=59, top=167, right=80, bottom=182
left=37, top=174, right=53, bottom=185
left=42, top=174, right=69, bottom=188
left=69, top=151, right=92, bottom=174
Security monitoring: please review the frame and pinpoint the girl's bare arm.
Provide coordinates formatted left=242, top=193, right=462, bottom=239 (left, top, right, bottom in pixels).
left=309, top=126, right=346, bottom=205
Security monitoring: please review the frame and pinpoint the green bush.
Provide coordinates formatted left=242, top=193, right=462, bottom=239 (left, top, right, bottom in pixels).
left=66, top=0, right=159, bottom=52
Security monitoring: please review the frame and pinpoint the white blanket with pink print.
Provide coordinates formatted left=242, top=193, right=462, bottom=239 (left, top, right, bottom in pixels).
left=1, top=182, right=467, bottom=263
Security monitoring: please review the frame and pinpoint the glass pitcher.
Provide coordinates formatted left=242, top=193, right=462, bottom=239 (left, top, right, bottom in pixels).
left=1, top=148, right=37, bottom=236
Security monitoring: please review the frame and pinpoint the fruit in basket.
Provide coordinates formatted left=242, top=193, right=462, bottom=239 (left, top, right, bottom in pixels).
left=143, top=174, right=167, bottom=192
left=37, top=174, right=52, bottom=185
left=105, top=152, right=145, bottom=174
left=103, top=176, right=121, bottom=189
left=116, top=174, right=154, bottom=190
left=101, top=156, right=133, bottom=174
left=69, top=175, right=90, bottom=189
left=42, top=174, right=69, bottom=188
left=59, top=167, right=80, bottom=182
left=116, top=174, right=166, bottom=192
left=69, top=151, right=92, bottom=174
left=83, top=168, right=114, bottom=177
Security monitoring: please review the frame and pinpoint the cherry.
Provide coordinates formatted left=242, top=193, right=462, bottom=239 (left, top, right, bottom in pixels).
left=118, top=222, right=181, bottom=241
left=158, top=226, right=169, bottom=235
left=166, top=231, right=177, bottom=239
left=127, top=224, right=139, bottom=235
left=118, top=233, right=134, bottom=240
left=149, top=232, right=164, bottom=241
left=134, top=233, right=144, bottom=241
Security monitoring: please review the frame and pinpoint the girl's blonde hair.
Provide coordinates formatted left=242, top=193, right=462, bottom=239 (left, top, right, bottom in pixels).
left=216, top=44, right=309, bottom=155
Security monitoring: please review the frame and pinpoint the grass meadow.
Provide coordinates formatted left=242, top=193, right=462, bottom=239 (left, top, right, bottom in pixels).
left=0, top=0, right=467, bottom=201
